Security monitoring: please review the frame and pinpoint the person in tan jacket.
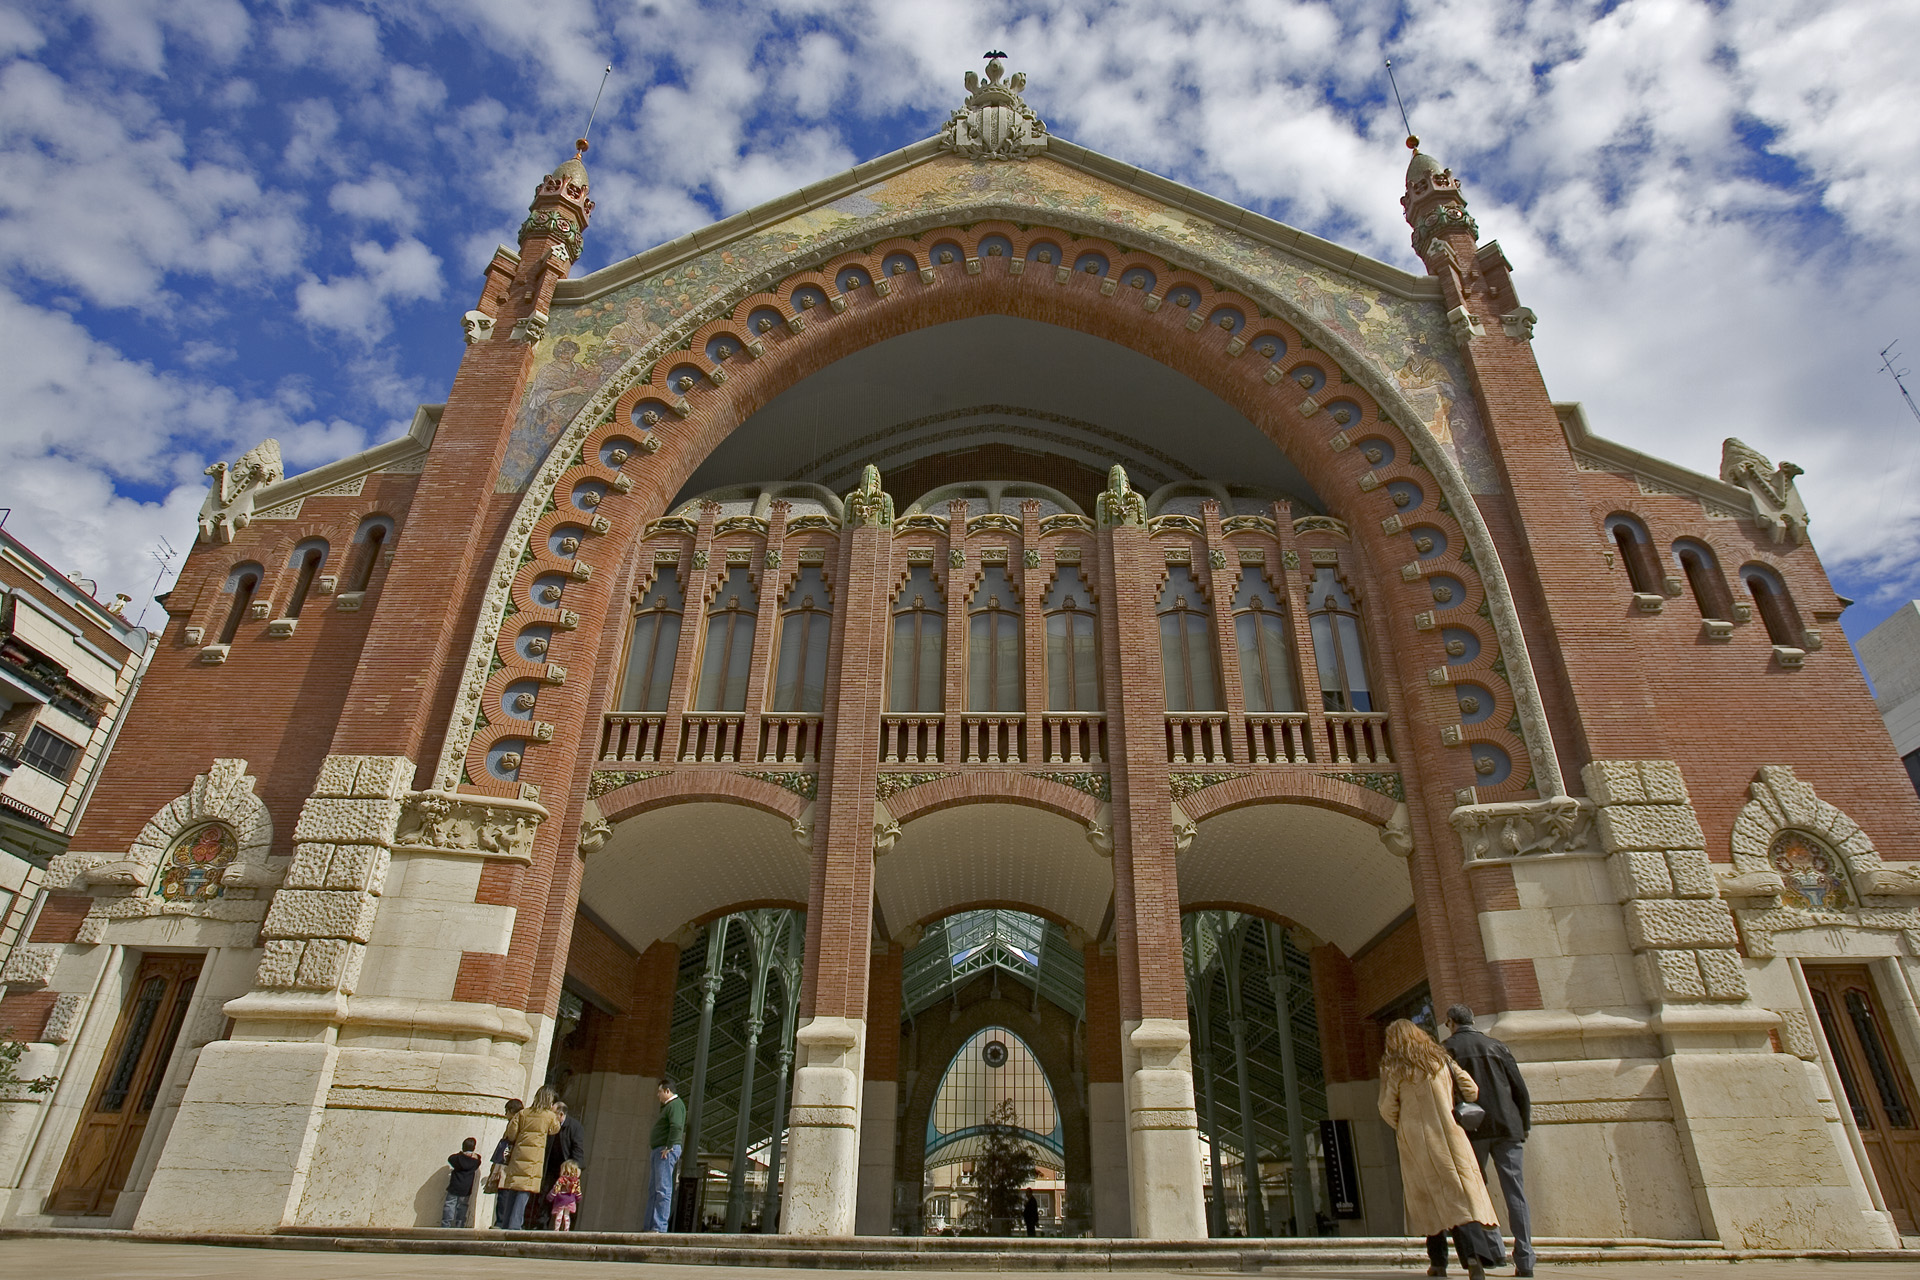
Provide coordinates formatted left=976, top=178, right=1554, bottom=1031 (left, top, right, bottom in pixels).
left=498, top=1087, right=562, bottom=1230
left=1377, top=1020, right=1505, bottom=1279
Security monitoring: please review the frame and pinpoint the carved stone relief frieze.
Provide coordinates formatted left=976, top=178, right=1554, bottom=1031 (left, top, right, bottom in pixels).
left=1450, top=795, right=1599, bottom=861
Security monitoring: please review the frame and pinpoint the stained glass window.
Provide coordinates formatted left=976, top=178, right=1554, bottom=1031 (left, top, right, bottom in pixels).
left=157, top=822, right=237, bottom=902
left=1768, top=829, right=1851, bottom=912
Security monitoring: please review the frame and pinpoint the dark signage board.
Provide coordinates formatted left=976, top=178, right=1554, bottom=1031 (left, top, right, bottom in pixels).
left=1320, top=1118, right=1362, bottom=1220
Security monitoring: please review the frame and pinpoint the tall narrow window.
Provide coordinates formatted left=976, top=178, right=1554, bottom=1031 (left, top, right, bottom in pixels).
left=1232, top=570, right=1299, bottom=713
left=771, top=568, right=831, bottom=713
left=1672, top=540, right=1732, bottom=622
left=890, top=566, right=946, bottom=712
left=619, top=569, right=684, bottom=711
left=347, top=517, right=392, bottom=593
left=1306, top=568, right=1373, bottom=712
left=1157, top=567, right=1219, bottom=712
left=967, top=566, right=1022, bottom=712
left=695, top=566, right=758, bottom=711
left=284, top=542, right=327, bottom=619
left=217, top=565, right=260, bottom=645
left=1605, top=514, right=1661, bottom=595
left=1044, top=568, right=1099, bottom=711
left=1741, top=564, right=1801, bottom=647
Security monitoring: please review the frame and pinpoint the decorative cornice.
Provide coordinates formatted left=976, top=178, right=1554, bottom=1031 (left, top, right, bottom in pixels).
left=1032, top=771, right=1110, bottom=802
left=587, top=769, right=670, bottom=800
left=740, top=769, right=819, bottom=802
left=876, top=771, right=956, bottom=800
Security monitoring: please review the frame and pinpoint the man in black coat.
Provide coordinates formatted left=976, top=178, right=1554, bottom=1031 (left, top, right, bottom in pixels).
left=1433, top=1005, right=1533, bottom=1278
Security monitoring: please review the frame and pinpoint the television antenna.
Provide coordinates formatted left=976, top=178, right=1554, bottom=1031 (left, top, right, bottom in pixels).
left=137, top=536, right=178, bottom=630
left=1881, top=342, right=1920, bottom=427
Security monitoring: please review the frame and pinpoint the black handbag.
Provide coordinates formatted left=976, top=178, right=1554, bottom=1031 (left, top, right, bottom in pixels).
left=1451, top=1069, right=1487, bottom=1133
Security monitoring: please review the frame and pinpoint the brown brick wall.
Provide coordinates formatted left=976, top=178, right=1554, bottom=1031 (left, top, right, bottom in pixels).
left=0, top=990, right=57, bottom=1041
left=1353, top=913, right=1427, bottom=1019
left=1083, top=946, right=1123, bottom=1084
left=29, top=894, right=90, bottom=943
left=565, top=913, right=637, bottom=1013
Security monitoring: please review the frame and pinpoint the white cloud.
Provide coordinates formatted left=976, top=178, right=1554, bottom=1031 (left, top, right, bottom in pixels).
left=295, top=237, right=445, bottom=341
left=328, top=173, right=416, bottom=231
left=0, top=61, right=306, bottom=308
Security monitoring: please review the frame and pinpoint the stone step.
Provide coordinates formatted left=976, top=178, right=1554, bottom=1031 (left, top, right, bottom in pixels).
left=5, top=1226, right=1906, bottom=1271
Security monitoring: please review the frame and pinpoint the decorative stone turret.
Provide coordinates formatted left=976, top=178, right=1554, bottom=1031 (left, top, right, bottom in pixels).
left=1400, top=137, right=1477, bottom=267
left=477, top=141, right=597, bottom=344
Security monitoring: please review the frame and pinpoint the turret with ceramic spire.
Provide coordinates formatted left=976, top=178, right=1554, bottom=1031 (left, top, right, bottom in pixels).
left=469, top=140, right=596, bottom=345
left=1399, top=136, right=1534, bottom=346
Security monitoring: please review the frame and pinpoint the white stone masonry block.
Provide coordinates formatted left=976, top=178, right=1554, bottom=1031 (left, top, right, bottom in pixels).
left=1624, top=899, right=1740, bottom=951
left=264, top=889, right=380, bottom=943
left=292, top=796, right=403, bottom=846
left=1599, top=805, right=1707, bottom=854
left=1665, top=849, right=1720, bottom=899
left=1583, top=759, right=1691, bottom=807
left=0, top=943, right=60, bottom=988
left=1608, top=851, right=1675, bottom=901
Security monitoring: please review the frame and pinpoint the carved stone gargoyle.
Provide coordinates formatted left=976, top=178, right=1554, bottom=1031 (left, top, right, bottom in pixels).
left=1721, top=438, right=1809, bottom=546
left=198, top=438, right=284, bottom=543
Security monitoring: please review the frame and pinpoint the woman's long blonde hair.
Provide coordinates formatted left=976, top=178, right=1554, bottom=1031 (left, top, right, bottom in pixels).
left=1379, top=1018, right=1450, bottom=1079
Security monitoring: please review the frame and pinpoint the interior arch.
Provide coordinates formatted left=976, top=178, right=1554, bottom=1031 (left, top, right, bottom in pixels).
left=581, top=802, right=807, bottom=950
left=878, top=802, right=1112, bottom=939
left=1178, top=802, right=1412, bottom=956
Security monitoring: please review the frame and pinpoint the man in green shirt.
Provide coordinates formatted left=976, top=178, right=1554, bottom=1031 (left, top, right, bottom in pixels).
left=647, top=1078, right=687, bottom=1232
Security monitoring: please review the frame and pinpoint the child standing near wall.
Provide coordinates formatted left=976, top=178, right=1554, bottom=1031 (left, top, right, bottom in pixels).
left=546, top=1159, right=583, bottom=1231
left=443, top=1138, right=481, bottom=1228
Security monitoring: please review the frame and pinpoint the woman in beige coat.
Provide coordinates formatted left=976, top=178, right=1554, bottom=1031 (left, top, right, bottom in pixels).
left=498, top=1087, right=562, bottom=1230
left=1378, top=1020, right=1504, bottom=1278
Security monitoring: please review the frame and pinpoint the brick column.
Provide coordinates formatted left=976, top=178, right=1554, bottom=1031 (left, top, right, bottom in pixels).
left=1094, top=481, right=1206, bottom=1239
left=575, top=938, right=680, bottom=1230
left=855, top=943, right=902, bottom=1233
left=783, top=482, right=890, bottom=1235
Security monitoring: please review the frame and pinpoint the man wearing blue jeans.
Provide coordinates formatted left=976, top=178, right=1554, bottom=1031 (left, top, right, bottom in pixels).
left=647, top=1078, right=687, bottom=1232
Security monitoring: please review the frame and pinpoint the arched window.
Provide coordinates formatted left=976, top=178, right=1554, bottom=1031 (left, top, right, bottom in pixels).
left=695, top=566, right=758, bottom=711
left=1232, top=570, right=1298, bottom=713
left=967, top=566, right=1022, bottom=712
left=618, top=568, right=684, bottom=711
left=347, top=515, right=394, bottom=593
left=284, top=540, right=328, bottom=619
left=1306, top=567, right=1373, bottom=712
left=1605, top=514, right=1662, bottom=596
left=1672, top=539, right=1733, bottom=622
left=1740, top=563, right=1802, bottom=648
left=217, top=562, right=262, bottom=645
left=890, top=566, right=946, bottom=712
left=1044, top=568, right=1099, bottom=711
left=1158, top=567, right=1219, bottom=712
left=771, top=567, right=831, bottom=713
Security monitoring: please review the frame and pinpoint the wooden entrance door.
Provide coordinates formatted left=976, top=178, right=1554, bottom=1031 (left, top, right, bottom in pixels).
left=48, top=953, right=201, bottom=1216
left=1805, top=964, right=1920, bottom=1232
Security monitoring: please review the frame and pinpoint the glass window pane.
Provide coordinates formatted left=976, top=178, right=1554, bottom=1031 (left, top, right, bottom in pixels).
left=1309, top=612, right=1343, bottom=710
left=1337, top=615, right=1373, bottom=712
left=1072, top=616, right=1099, bottom=710
left=968, top=613, right=990, bottom=710
left=1161, top=612, right=1185, bottom=709
left=996, top=616, right=1021, bottom=710
left=695, top=615, right=729, bottom=709
left=801, top=614, right=829, bottom=712
left=918, top=616, right=945, bottom=711
left=620, top=612, right=660, bottom=710
left=1259, top=614, right=1298, bottom=713
left=772, top=615, right=804, bottom=711
left=891, top=613, right=917, bottom=710
left=1185, top=614, right=1218, bottom=711
left=1046, top=613, right=1070, bottom=710
left=723, top=611, right=756, bottom=709
left=1236, top=612, right=1267, bottom=712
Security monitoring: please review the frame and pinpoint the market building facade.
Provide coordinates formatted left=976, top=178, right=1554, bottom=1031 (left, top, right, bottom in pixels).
left=2, top=62, right=1918, bottom=1248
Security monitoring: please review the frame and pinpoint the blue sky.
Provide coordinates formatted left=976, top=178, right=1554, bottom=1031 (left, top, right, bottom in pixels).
left=2, top=0, right=1917, bottom=649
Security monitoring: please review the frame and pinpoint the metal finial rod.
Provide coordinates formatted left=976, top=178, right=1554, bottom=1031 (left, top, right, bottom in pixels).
left=579, top=63, right=613, bottom=151
left=1384, top=58, right=1415, bottom=144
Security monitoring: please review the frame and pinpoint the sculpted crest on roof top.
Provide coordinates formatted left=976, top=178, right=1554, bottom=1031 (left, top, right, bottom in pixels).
left=940, top=57, right=1049, bottom=161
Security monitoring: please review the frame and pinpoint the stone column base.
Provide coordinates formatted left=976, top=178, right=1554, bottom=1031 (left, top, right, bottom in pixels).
left=1121, top=1018, right=1206, bottom=1240
left=781, top=1016, right=865, bottom=1236
left=1087, top=1080, right=1131, bottom=1237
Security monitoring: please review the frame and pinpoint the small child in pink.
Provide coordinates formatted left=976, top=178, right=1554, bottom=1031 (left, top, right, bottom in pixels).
left=547, top=1159, right=583, bottom=1231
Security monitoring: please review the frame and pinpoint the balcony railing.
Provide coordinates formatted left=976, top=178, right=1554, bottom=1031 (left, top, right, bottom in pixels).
left=600, top=714, right=666, bottom=763
left=962, top=716, right=1025, bottom=764
left=882, top=716, right=945, bottom=765
left=759, top=715, right=821, bottom=764
left=1244, top=714, right=1313, bottom=764
left=680, top=714, right=744, bottom=763
left=1040, top=714, right=1105, bottom=764
left=1166, top=715, right=1232, bottom=765
left=1325, top=712, right=1393, bottom=765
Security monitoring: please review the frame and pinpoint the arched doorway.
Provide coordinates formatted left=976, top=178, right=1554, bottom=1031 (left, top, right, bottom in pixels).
left=894, top=910, right=1091, bottom=1236
left=922, top=1025, right=1065, bottom=1234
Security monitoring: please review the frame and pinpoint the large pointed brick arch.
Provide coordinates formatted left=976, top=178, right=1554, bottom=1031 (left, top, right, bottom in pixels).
left=1176, top=773, right=1399, bottom=826
left=883, top=771, right=1103, bottom=826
